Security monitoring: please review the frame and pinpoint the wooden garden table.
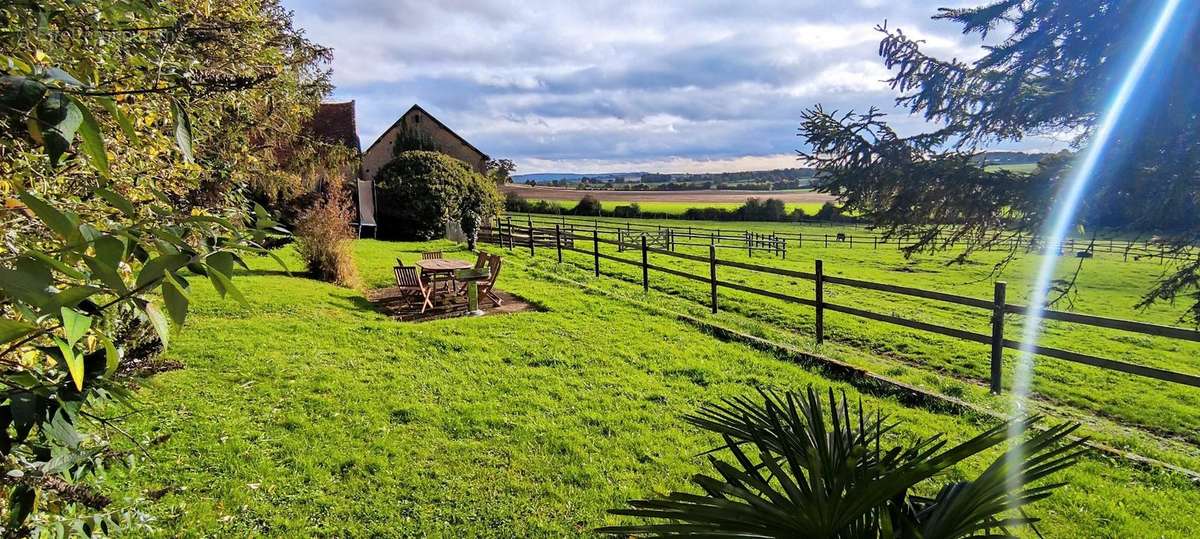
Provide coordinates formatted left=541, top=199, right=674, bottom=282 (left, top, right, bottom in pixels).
left=415, top=258, right=472, bottom=303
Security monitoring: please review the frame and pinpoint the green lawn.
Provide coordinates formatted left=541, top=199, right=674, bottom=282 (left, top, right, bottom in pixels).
left=104, top=239, right=1200, bottom=536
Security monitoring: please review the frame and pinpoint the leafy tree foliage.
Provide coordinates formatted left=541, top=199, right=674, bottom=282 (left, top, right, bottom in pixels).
left=571, top=194, right=603, bottom=216
left=797, top=1, right=1200, bottom=318
left=375, top=151, right=500, bottom=242
left=392, top=127, right=440, bottom=155
left=603, top=386, right=1085, bottom=538
left=485, top=158, right=516, bottom=184
left=1, top=0, right=332, bottom=533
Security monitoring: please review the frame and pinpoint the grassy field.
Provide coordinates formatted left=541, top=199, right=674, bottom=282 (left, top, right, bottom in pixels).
left=495, top=214, right=1200, bottom=450
left=988, top=163, right=1040, bottom=173
left=102, top=239, right=1200, bottom=536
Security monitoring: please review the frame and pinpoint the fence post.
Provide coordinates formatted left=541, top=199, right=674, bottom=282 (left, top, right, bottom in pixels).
left=849, top=235, right=853, bottom=249
left=746, top=231, right=752, bottom=257
left=528, top=222, right=535, bottom=256
left=798, top=233, right=802, bottom=249
left=709, top=244, right=718, bottom=314
left=593, top=230, right=600, bottom=277
left=641, top=235, right=649, bottom=292
left=555, top=224, right=563, bottom=263
left=824, top=234, right=829, bottom=248
left=873, top=235, right=877, bottom=250
left=815, top=259, right=825, bottom=344
left=990, top=281, right=1007, bottom=394
left=506, top=217, right=513, bottom=250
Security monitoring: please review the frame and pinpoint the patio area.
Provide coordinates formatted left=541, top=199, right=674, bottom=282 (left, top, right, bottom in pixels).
left=366, top=286, right=536, bottom=321
left=367, top=250, right=539, bottom=321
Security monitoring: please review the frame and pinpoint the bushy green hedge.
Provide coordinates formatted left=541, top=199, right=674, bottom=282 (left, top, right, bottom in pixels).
left=375, top=151, right=500, bottom=241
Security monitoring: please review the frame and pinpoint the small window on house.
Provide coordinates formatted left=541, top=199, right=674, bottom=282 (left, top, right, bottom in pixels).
left=415, top=114, right=421, bottom=123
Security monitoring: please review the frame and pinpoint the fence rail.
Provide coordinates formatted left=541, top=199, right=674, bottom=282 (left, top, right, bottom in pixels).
left=503, top=212, right=1195, bottom=262
left=480, top=223, right=1200, bottom=393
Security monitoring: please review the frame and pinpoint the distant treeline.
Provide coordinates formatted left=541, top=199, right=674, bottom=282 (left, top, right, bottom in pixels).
left=538, top=179, right=809, bottom=191
left=638, top=168, right=815, bottom=184
left=503, top=192, right=855, bottom=223
left=521, top=167, right=815, bottom=191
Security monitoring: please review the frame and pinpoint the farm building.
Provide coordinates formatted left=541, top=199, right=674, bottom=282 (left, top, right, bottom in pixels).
left=361, top=104, right=490, bottom=180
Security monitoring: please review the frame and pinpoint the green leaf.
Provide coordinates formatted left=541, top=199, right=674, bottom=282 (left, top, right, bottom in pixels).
left=18, top=191, right=76, bottom=239
left=93, top=235, right=126, bottom=267
left=171, top=98, right=194, bottom=163
left=206, top=251, right=234, bottom=279
left=0, top=75, right=46, bottom=112
left=26, top=249, right=84, bottom=280
left=71, top=97, right=108, bottom=176
left=82, top=256, right=127, bottom=294
left=47, top=285, right=100, bottom=311
left=10, top=392, right=37, bottom=441
left=6, top=483, right=36, bottom=530
left=97, top=96, right=138, bottom=143
left=35, top=91, right=82, bottom=167
left=161, top=273, right=189, bottom=327
left=59, top=307, right=90, bottom=346
left=55, top=337, right=84, bottom=392
left=141, top=301, right=170, bottom=349
left=207, top=268, right=247, bottom=307
left=42, top=67, right=83, bottom=87
left=96, top=187, right=136, bottom=217
left=0, top=257, right=53, bottom=309
left=101, top=336, right=120, bottom=378
left=0, top=319, right=38, bottom=346
left=135, top=253, right=190, bottom=289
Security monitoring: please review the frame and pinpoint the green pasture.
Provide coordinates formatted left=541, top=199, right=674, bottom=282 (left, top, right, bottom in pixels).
left=105, top=240, right=1200, bottom=536
left=497, top=214, right=1200, bottom=449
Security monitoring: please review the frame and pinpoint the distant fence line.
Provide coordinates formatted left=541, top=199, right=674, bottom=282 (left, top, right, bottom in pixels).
left=501, top=212, right=1194, bottom=263
left=480, top=222, right=1200, bottom=394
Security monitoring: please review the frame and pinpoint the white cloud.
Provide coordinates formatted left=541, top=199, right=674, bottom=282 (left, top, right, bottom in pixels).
left=286, top=0, right=1032, bottom=172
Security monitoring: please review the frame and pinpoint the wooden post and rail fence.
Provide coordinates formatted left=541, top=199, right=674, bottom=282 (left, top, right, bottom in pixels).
left=505, top=212, right=1192, bottom=263
left=479, top=222, right=1200, bottom=394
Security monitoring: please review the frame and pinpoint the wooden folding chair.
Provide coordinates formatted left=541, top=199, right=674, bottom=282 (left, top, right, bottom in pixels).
left=394, top=265, right=434, bottom=313
left=421, top=251, right=443, bottom=260
left=479, top=255, right=503, bottom=307
left=459, top=251, right=491, bottom=293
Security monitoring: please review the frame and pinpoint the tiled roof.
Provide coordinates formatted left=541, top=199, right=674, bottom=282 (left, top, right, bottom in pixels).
left=308, top=101, right=360, bottom=152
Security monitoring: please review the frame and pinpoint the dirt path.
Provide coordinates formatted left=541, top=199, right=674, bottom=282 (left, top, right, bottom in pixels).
left=502, top=184, right=836, bottom=204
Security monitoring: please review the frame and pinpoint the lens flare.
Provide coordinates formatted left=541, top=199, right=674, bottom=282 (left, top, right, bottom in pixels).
left=1005, top=0, right=1184, bottom=505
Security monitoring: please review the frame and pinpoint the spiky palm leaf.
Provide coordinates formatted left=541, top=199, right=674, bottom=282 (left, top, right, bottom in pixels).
left=600, top=386, right=1087, bottom=538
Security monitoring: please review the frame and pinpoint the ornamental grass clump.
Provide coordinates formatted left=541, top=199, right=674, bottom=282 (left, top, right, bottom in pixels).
left=295, top=187, right=361, bottom=288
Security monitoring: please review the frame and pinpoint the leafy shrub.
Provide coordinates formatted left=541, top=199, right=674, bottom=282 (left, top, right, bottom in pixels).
left=294, top=186, right=361, bottom=287
left=1, top=1, right=327, bottom=532
left=815, top=200, right=844, bottom=221
left=505, top=191, right=532, bottom=212
left=603, top=386, right=1085, bottom=538
left=460, top=172, right=503, bottom=250
left=375, top=151, right=500, bottom=240
left=612, top=203, right=641, bottom=218
left=571, top=194, right=603, bottom=216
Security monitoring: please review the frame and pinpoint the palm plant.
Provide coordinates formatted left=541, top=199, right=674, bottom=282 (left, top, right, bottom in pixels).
left=600, top=386, right=1087, bottom=538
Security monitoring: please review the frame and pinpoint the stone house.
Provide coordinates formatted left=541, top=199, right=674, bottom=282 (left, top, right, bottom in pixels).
left=361, top=104, right=489, bottom=181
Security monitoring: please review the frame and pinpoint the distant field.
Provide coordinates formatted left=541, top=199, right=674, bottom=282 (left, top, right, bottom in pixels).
left=987, top=163, right=1039, bottom=173
left=503, top=184, right=835, bottom=215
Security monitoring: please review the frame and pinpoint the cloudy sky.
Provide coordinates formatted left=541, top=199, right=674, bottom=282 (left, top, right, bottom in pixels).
left=284, top=0, right=1067, bottom=174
